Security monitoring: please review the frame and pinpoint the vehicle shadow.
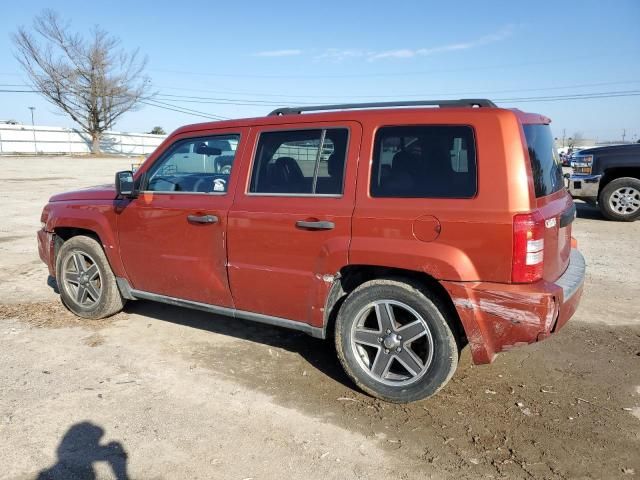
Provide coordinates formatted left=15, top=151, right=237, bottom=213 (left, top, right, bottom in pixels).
left=36, top=421, right=129, bottom=480
left=574, top=200, right=605, bottom=220
left=47, top=275, right=60, bottom=294
left=123, top=300, right=354, bottom=389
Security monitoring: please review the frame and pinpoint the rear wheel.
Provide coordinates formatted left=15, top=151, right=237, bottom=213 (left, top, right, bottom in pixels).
left=55, top=235, right=125, bottom=319
left=335, top=279, right=459, bottom=403
left=599, top=177, right=640, bottom=221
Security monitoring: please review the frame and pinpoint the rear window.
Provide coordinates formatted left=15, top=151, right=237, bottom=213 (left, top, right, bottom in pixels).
left=370, top=125, right=477, bottom=198
left=523, top=124, right=564, bottom=198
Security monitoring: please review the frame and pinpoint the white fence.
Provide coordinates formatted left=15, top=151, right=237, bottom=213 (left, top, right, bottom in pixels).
left=0, top=124, right=166, bottom=156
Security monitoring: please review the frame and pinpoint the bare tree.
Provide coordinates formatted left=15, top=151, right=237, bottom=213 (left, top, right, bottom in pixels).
left=13, top=10, right=151, bottom=153
left=568, top=132, right=584, bottom=149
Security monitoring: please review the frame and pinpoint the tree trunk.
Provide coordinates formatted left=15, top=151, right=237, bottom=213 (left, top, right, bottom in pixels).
left=91, top=133, right=101, bottom=154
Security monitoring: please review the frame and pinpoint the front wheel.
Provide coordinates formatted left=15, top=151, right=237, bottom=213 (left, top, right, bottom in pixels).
left=335, top=279, right=459, bottom=403
left=598, top=177, right=640, bottom=221
left=55, top=235, right=125, bottom=319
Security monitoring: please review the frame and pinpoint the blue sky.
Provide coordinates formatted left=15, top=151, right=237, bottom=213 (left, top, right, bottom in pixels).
left=1, top=0, right=639, bottom=142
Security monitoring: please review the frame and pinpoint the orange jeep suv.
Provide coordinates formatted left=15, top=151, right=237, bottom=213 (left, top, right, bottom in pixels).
left=38, top=99, right=585, bottom=402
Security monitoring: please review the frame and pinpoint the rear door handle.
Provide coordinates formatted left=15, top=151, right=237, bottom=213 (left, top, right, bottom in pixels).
left=295, top=220, right=335, bottom=230
left=187, top=214, right=218, bottom=224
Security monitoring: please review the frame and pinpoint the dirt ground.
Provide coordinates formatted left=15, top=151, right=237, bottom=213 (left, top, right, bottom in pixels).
left=1, top=156, right=639, bottom=480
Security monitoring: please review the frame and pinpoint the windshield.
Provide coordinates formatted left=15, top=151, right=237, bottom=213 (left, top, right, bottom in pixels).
left=523, top=124, right=564, bottom=198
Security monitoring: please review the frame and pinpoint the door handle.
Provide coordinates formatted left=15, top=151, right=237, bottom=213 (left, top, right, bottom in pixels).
left=187, top=214, right=218, bottom=224
left=295, top=220, right=335, bottom=230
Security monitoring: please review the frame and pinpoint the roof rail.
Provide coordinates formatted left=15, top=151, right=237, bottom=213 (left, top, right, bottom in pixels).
left=268, top=99, right=497, bottom=116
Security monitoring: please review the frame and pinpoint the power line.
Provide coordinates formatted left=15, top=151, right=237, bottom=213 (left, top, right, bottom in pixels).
left=141, top=99, right=227, bottom=120
left=2, top=88, right=640, bottom=117
left=152, top=90, right=640, bottom=107
left=153, top=79, right=640, bottom=100
left=140, top=100, right=217, bottom=120
left=0, top=88, right=228, bottom=120
left=0, top=89, right=38, bottom=93
left=8, top=78, right=640, bottom=98
left=146, top=98, right=229, bottom=119
left=495, top=90, right=640, bottom=103
left=5, top=79, right=640, bottom=103
left=155, top=94, right=314, bottom=106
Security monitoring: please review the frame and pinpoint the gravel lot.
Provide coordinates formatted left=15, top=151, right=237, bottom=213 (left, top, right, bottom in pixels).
left=1, top=156, right=639, bottom=480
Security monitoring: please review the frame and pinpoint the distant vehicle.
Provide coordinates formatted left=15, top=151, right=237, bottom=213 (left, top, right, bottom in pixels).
left=38, top=99, right=585, bottom=403
left=568, top=144, right=640, bottom=221
left=563, top=149, right=583, bottom=167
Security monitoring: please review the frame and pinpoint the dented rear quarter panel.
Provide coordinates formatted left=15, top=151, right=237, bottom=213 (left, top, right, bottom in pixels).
left=442, top=279, right=561, bottom=364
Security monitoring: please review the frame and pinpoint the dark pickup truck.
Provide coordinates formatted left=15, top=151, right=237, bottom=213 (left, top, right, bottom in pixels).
left=567, top=144, right=640, bottom=221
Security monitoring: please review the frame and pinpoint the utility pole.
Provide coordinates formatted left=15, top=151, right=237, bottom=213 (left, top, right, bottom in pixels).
left=562, top=129, right=566, bottom=148
left=28, top=106, right=37, bottom=153
left=622, top=129, right=626, bottom=143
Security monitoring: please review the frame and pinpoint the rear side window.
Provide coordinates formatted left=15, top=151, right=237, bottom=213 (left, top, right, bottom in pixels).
left=250, top=128, right=348, bottom=195
left=523, top=124, right=564, bottom=198
left=370, top=126, right=477, bottom=198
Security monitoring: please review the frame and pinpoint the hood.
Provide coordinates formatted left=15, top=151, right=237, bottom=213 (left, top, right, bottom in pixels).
left=578, top=143, right=640, bottom=155
left=49, top=184, right=116, bottom=202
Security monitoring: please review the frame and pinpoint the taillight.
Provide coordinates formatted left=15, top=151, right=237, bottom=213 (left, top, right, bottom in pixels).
left=512, top=212, right=545, bottom=283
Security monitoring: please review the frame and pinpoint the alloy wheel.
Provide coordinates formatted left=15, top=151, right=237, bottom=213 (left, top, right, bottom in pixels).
left=62, top=251, right=103, bottom=307
left=350, top=300, right=434, bottom=387
left=609, top=187, right=640, bottom=215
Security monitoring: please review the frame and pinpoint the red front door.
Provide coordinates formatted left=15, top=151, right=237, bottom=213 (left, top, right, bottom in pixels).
left=227, top=122, right=361, bottom=326
left=116, top=129, right=247, bottom=307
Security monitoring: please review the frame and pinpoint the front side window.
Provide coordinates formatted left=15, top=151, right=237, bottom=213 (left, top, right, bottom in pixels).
left=370, top=126, right=477, bottom=198
left=249, top=128, right=348, bottom=195
left=145, top=134, right=240, bottom=193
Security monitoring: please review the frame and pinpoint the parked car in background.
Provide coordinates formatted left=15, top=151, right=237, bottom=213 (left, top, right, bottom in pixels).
left=568, top=144, right=640, bottom=221
left=38, top=99, right=585, bottom=403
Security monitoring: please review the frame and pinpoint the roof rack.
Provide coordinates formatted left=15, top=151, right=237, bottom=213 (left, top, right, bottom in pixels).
left=268, top=99, right=496, bottom=116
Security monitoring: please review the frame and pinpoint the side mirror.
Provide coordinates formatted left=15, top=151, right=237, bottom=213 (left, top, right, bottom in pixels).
left=115, top=170, right=136, bottom=197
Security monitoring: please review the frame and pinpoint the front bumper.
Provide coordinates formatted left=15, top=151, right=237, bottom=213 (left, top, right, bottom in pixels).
left=37, top=229, right=56, bottom=277
left=568, top=173, right=601, bottom=200
left=442, top=249, right=586, bottom=364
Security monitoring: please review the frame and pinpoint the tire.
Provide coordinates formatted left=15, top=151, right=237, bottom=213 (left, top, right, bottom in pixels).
left=55, top=235, right=125, bottom=319
left=598, top=177, right=640, bottom=222
left=334, top=278, right=459, bottom=403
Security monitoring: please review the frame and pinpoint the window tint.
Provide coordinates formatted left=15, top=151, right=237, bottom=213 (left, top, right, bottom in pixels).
left=145, top=135, right=239, bottom=193
left=370, top=126, right=477, bottom=198
left=250, top=128, right=348, bottom=195
left=523, top=124, right=564, bottom=198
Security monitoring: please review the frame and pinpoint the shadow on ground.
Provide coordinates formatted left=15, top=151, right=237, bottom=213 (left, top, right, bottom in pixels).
left=123, top=300, right=354, bottom=390
left=36, top=421, right=129, bottom=480
left=122, top=299, right=640, bottom=479
left=575, top=201, right=606, bottom=221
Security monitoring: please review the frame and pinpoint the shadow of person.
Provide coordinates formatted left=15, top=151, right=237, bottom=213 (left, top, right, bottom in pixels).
left=36, top=422, right=129, bottom=480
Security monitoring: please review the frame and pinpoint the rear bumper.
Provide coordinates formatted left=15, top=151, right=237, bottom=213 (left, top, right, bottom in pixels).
left=37, top=229, right=56, bottom=277
left=442, top=249, right=586, bottom=364
left=568, top=173, right=601, bottom=200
